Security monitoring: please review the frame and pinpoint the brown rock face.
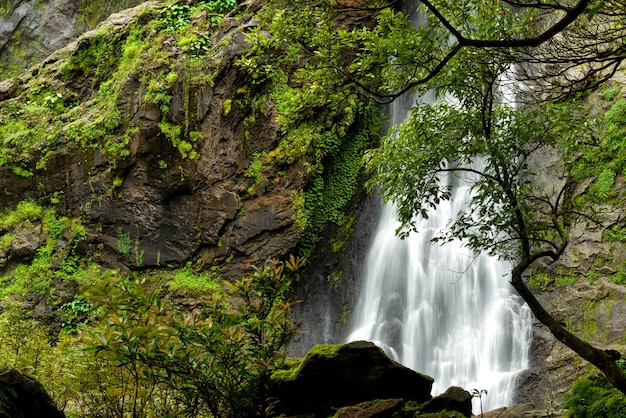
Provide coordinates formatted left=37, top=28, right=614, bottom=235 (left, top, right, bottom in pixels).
left=516, top=142, right=626, bottom=409
left=516, top=277, right=626, bottom=409
left=419, top=386, right=472, bottom=418
left=0, top=3, right=315, bottom=280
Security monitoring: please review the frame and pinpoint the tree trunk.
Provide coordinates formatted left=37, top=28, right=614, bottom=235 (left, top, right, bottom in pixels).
left=511, top=264, right=626, bottom=395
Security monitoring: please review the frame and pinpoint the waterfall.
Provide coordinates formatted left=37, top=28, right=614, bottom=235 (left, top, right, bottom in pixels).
left=346, top=6, right=533, bottom=412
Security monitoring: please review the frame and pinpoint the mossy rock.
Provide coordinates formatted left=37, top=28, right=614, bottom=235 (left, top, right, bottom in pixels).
left=270, top=341, right=434, bottom=417
left=272, top=344, right=345, bottom=380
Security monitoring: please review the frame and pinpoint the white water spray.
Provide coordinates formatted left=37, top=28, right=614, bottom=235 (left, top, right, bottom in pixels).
left=346, top=7, right=533, bottom=413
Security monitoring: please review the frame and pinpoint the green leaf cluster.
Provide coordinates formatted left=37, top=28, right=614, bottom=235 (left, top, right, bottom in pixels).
left=0, top=302, right=75, bottom=406
left=300, top=101, right=378, bottom=253
left=0, top=200, right=86, bottom=298
left=60, top=295, right=93, bottom=332
left=78, top=255, right=303, bottom=417
left=157, top=1, right=241, bottom=31
left=565, top=98, right=626, bottom=184
left=564, top=361, right=626, bottom=418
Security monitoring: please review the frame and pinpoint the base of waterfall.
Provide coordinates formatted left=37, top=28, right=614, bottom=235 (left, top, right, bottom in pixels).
left=269, top=340, right=473, bottom=417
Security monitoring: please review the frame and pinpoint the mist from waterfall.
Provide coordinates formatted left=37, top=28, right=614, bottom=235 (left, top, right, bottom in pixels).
left=346, top=7, right=533, bottom=412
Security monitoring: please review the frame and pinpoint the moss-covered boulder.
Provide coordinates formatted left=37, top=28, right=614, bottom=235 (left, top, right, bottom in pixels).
left=333, top=398, right=404, bottom=417
left=269, top=340, right=434, bottom=417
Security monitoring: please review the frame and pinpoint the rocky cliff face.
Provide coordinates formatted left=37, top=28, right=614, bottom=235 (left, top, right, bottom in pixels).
left=0, top=0, right=146, bottom=78
left=514, top=86, right=626, bottom=410
left=289, top=192, right=381, bottom=356
left=2, top=2, right=268, bottom=278
left=519, top=278, right=626, bottom=411
left=0, top=0, right=379, bottom=284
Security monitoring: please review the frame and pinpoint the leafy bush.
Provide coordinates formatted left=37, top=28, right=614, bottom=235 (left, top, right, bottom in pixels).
left=76, top=277, right=182, bottom=417
left=0, top=303, right=73, bottom=409
left=564, top=360, right=626, bottom=418
left=82, top=255, right=304, bottom=417
left=158, top=1, right=241, bottom=32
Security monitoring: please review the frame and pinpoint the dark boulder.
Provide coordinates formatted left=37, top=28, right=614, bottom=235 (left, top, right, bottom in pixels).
left=419, top=386, right=472, bottom=418
left=10, top=226, right=45, bottom=260
left=0, top=367, right=65, bottom=418
left=270, top=340, right=433, bottom=417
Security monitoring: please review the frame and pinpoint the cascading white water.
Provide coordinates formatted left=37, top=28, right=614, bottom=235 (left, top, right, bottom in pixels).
left=346, top=7, right=533, bottom=412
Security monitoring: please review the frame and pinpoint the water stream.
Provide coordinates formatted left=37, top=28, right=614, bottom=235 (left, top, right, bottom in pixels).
left=346, top=6, right=533, bottom=411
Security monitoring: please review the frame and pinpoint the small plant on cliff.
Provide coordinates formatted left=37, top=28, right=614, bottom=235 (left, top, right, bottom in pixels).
left=245, top=153, right=265, bottom=184
left=168, top=265, right=220, bottom=292
left=0, top=201, right=86, bottom=298
left=158, top=1, right=242, bottom=31
left=116, top=228, right=132, bottom=258
left=471, top=389, right=488, bottom=418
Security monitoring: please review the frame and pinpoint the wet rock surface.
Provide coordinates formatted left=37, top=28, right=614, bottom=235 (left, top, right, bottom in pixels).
left=0, top=0, right=146, bottom=77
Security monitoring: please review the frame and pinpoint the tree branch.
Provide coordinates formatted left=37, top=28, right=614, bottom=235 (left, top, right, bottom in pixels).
left=461, top=0, right=591, bottom=48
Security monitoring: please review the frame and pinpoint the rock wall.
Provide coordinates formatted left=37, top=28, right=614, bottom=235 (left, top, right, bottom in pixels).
left=289, top=189, right=382, bottom=356
left=519, top=279, right=626, bottom=410
left=0, top=3, right=300, bottom=279
left=515, top=85, right=626, bottom=410
left=0, top=0, right=379, bottom=283
left=0, top=0, right=147, bottom=78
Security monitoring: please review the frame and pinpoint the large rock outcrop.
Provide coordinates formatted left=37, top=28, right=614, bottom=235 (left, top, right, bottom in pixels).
left=514, top=81, right=626, bottom=409
left=270, top=341, right=434, bottom=417
left=0, top=0, right=378, bottom=281
left=517, top=277, right=626, bottom=410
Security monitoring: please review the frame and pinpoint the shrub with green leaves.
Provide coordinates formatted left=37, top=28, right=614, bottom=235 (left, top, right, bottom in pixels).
left=0, top=302, right=73, bottom=409
left=81, top=255, right=304, bottom=417
left=76, top=276, right=183, bottom=417
left=564, top=360, right=626, bottom=418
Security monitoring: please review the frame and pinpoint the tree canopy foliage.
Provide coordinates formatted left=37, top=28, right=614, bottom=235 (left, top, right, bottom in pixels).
left=269, top=0, right=626, bottom=395
left=272, top=0, right=626, bottom=101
